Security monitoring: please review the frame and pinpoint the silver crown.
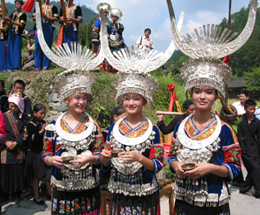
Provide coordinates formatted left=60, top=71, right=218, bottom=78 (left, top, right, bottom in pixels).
left=97, top=2, right=111, bottom=13
left=166, top=0, right=257, bottom=99
left=114, top=74, right=157, bottom=105
left=54, top=70, right=96, bottom=101
left=110, top=8, right=123, bottom=18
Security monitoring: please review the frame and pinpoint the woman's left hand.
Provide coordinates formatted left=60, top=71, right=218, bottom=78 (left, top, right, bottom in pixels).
left=118, top=151, right=141, bottom=163
left=184, top=163, right=213, bottom=179
left=70, top=155, right=90, bottom=169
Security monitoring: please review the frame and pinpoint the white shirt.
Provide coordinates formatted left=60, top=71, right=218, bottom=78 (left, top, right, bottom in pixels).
left=136, top=36, right=154, bottom=50
left=255, top=108, right=260, bottom=120
left=232, top=101, right=245, bottom=114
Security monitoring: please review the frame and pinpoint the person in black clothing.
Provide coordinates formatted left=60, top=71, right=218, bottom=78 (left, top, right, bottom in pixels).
left=23, top=104, right=51, bottom=204
left=10, top=79, right=32, bottom=116
left=238, top=99, right=260, bottom=198
left=157, top=99, right=195, bottom=134
left=0, top=80, right=8, bottom=112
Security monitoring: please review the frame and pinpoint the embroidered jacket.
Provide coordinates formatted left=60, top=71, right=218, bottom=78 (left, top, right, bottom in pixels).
left=42, top=115, right=104, bottom=190
left=10, top=12, right=26, bottom=36
left=103, top=119, right=164, bottom=197
left=108, top=22, right=125, bottom=49
left=0, top=111, right=7, bottom=150
left=168, top=117, right=241, bottom=207
left=59, top=5, right=83, bottom=31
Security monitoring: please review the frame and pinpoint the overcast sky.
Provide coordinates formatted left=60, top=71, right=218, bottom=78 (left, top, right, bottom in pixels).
left=8, top=0, right=258, bottom=52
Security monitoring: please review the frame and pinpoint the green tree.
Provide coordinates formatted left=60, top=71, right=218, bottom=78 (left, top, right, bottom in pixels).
left=244, top=67, right=260, bottom=98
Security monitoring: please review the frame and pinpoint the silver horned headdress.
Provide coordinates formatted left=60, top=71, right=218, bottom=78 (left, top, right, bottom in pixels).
left=97, top=2, right=111, bottom=13
left=110, top=8, right=123, bottom=19
left=54, top=70, right=96, bottom=101
left=166, top=0, right=257, bottom=99
left=35, top=2, right=105, bottom=71
left=99, top=4, right=184, bottom=103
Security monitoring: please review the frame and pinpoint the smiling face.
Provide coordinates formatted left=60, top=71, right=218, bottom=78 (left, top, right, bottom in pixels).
left=123, top=93, right=147, bottom=116
left=64, top=93, right=88, bottom=114
left=191, top=86, right=217, bottom=111
left=239, top=93, right=249, bottom=105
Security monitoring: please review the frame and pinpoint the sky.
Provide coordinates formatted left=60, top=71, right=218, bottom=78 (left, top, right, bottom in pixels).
left=7, top=0, right=258, bottom=52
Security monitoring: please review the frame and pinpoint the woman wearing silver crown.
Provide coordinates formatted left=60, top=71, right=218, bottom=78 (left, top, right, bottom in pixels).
left=42, top=70, right=104, bottom=215
left=168, top=59, right=241, bottom=214
left=101, top=74, right=164, bottom=215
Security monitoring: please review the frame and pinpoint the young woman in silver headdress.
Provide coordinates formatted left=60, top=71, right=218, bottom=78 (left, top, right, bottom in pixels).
left=168, top=59, right=241, bottom=214
left=42, top=70, right=104, bottom=215
left=101, top=74, right=164, bottom=215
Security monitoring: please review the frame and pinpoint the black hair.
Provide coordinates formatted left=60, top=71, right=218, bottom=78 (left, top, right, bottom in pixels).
left=111, top=106, right=125, bottom=124
left=33, top=103, right=46, bottom=113
left=144, top=28, right=151, bottom=33
left=244, top=99, right=257, bottom=109
left=14, top=79, right=25, bottom=88
left=0, top=80, right=6, bottom=96
left=183, top=99, right=194, bottom=110
left=14, top=0, right=24, bottom=6
left=239, top=90, right=249, bottom=97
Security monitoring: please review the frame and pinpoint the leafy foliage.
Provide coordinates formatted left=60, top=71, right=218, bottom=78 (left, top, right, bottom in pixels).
left=244, top=67, right=260, bottom=98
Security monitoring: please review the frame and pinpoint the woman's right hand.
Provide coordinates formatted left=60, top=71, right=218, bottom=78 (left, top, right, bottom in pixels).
left=49, top=156, right=64, bottom=169
left=101, top=149, right=112, bottom=160
left=171, top=161, right=186, bottom=179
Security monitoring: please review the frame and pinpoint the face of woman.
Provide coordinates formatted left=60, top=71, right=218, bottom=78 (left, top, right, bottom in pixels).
left=9, top=102, right=19, bottom=116
left=112, top=16, right=119, bottom=23
left=34, top=109, right=46, bottom=121
left=123, top=93, right=147, bottom=115
left=15, top=1, right=22, bottom=10
left=65, top=93, right=88, bottom=114
left=191, top=86, right=217, bottom=111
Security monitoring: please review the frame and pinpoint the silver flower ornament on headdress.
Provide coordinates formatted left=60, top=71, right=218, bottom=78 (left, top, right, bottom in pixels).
left=97, top=2, right=111, bottom=13
left=110, top=8, right=123, bottom=19
left=35, top=2, right=105, bottom=71
left=54, top=70, right=96, bottom=101
left=166, top=0, right=257, bottom=99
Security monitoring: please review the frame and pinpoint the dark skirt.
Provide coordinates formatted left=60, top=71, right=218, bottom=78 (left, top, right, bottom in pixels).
left=111, top=191, right=160, bottom=215
left=52, top=186, right=101, bottom=215
left=24, top=150, right=46, bottom=179
left=1, top=164, right=25, bottom=194
left=174, top=200, right=230, bottom=215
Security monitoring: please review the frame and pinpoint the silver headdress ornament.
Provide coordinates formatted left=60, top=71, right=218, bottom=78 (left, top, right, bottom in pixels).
left=166, top=0, right=257, bottom=99
left=97, top=2, right=111, bottom=13
left=110, top=8, right=123, bottom=18
left=54, top=70, right=96, bottom=101
left=35, top=2, right=105, bottom=71
left=99, top=4, right=184, bottom=103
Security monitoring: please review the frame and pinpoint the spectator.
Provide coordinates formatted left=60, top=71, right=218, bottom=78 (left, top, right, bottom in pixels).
left=58, top=0, right=82, bottom=49
left=157, top=99, right=196, bottom=135
left=10, top=79, right=32, bottom=116
left=238, top=99, right=260, bottom=198
left=32, top=0, right=59, bottom=71
left=21, top=27, right=35, bottom=71
left=136, top=28, right=154, bottom=52
left=232, top=90, right=249, bottom=114
left=5, top=0, right=26, bottom=71
left=23, top=104, right=51, bottom=204
left=255, top=106, right=260, bottom=120
left=0, top=80, right=8, bottom=112
left=0, top=6, right=8, bottom=72
left=1, top=93, right=30, bottom=203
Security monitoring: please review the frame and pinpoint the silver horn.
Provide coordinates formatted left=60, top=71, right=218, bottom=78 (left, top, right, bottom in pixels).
left=99, top=8, right=184, bottom=74
left=35, top=2, right=105, bottom=71
left=166, top=0, right=257, bottom=59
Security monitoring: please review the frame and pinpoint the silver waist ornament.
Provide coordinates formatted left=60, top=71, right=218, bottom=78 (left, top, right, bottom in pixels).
left=108, top=116, right=159, bottom=196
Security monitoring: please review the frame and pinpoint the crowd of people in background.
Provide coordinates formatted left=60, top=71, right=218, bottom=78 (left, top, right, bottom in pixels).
left=0, top=0, right=155, bottom=73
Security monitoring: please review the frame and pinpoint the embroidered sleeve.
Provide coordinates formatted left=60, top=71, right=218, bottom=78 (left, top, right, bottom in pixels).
left=20, top=13, right=27, bottom=25
left=42, top=120, right=56, bottom=160
left=0, top=112, right=7, bottom=146
left=92, top=121, right=105, bottom=157
left=168, top=122, right=181, bottom=172
left=92, top=19, right=101, bottom=43
left=220, top=123, right=241, bottom=181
